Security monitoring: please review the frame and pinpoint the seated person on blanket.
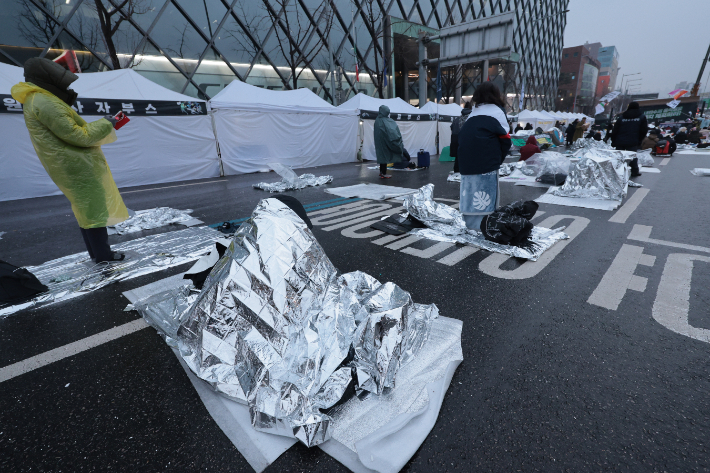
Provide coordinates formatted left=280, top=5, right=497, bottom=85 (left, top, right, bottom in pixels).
left=392, top=149, right=416, bottom=169
left=457, top=82, right=512, bottom=230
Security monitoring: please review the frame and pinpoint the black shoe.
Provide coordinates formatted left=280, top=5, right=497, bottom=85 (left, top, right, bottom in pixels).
left=631, top=172, right=642, bottom=177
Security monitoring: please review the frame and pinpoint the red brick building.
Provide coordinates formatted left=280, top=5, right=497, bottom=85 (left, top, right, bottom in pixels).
left=555, top=45, right=601, bottom=116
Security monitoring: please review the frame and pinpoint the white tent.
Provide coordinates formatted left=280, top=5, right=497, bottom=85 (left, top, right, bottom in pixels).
left=420, top=102, right=464, bottom=150
left=209, top=80, right=358, bottom=174
left=517, top=110, right=554, bottom=131
left=1, top=65, right=220, bottom=202
left=338, top=94, right=437, bottom=160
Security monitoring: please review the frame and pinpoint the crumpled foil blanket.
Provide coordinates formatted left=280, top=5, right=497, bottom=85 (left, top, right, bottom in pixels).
left=140, top=198, right=439, bottom=447
left=402, top=184, right=569, bottom=261
left=499, top=163, right=515, bottom=176
left=254, top=162, right=333, bottom=192
left=552, top=149, right=628, bottom=201
left=573, top=138, right=615, bottom=150
left=677, top=143, right=697, bottom=150
left=0, top=227, right=222, bottom=318
left=447, top=172, right=462, bottom=182
left=111, top=207, right=196, bottom=234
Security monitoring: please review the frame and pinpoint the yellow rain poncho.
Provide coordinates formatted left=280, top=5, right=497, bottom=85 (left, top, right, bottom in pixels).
left=11, top=82, right=129, bottom=229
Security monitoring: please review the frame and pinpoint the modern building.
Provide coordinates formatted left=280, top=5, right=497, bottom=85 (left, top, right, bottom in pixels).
left=0, top=0, right=569, bottom=110
left=555, top=44, right=601, bottom=116
left=674, top=81, right=693, bottom=91
left=596, top=45, right=619, bottom=96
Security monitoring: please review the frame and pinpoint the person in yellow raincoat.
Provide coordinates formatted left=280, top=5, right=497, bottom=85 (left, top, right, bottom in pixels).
left=11, top=58, right=129, bottom=263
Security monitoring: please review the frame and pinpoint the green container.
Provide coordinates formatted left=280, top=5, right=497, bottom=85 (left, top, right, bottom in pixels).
left=439, top=146, right=454, bottom=161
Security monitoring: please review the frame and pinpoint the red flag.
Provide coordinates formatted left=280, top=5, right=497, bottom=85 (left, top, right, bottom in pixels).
left=54, top=50, right=81, bottom=73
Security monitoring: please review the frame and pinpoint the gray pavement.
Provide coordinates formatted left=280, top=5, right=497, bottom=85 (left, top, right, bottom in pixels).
left=2, top=151, right=710, bottom=472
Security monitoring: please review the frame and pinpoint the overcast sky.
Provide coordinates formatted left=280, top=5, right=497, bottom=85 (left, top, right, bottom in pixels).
left=563, top=0, right=710, bottom=96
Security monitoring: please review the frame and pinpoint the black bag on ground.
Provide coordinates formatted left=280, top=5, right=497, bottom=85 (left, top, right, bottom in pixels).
left=0, top=260, right=48, bottom=304
left=536, top=173, right=567, bottom=185
left=480, top=200, right=539, bottom=246
left=370, top=213, right=427, bottom=235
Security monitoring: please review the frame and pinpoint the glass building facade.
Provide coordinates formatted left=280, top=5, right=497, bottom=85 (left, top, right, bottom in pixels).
left=0, top=0, right=568, bottom=109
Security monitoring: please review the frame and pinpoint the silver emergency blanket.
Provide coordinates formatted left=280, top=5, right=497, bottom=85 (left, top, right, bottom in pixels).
left=164, top=199, right=438, bottom=447
left=254, top=162, right=333, bottom=192
left=521, top=152, right=570, bottom=178
left=552, top=150, right=628, bottom=201
left=402, top=184, right=568, bottom=261
left=498, top=163, right=515, bottom=176
left=0, top=227, right=222, bottom=318
left=677, top=143, right=697, bottom=150
left=573, top=138, right=614, bottom=150
left=447, top=172, right=462, bottom=182
left=636, top=149, right=655, bottom=167
left=110, top=207, right=197, bottom=235
left=690, top=168, right=710, bottom=176
left=628, top=181, right=643, bottom=187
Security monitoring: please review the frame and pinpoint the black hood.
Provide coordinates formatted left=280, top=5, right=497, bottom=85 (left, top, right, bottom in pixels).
left=622, top=108, right=643, bottom=119
left=24, top=57, right=79, bottom=106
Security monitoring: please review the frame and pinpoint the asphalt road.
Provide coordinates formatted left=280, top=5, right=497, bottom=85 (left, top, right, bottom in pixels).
left=2, top=151, right=710, bottom=472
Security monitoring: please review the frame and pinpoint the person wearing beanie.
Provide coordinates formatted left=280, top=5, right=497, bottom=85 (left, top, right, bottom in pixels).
left=610, top=101, right=647, bottom=177
left=10, top=58, right=129, bottom=263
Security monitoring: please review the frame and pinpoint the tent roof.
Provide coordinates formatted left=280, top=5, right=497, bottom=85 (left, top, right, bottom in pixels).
left=517, top=110, right=538, bottom=120
left=338, top=93, right=421, bottom=115
left=0, top=63, right=25, bottom=92
left=0, top=65, right=201, bottom=102
left=537, top=110, right=557, bottom=120
left=430, top=102, right=464, bottom=116
left=209, top=79, right=349, bottom=114
left=73, top=69, right=202, bottom=101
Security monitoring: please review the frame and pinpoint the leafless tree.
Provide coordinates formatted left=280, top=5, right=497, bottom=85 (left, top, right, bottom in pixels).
left=265, top=0, right=334, bottom=90
left=358, top=0, right=388, bottom=98
left=18, top=0, right=61, bottom=48
left=439, top=64, right=464, bottom=104
left=93, top=0, right=153, bottom=69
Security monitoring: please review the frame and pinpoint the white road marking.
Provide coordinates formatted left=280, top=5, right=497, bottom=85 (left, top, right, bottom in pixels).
left=609, top=188, right=650, bottom=224
left=437, top=246, right=479, bottom=266
left=660, top=158, right=670, bottom=165
left=0, top=319, right=148, bottom=383
left=121, top=180, right=225, bottom=194
left=310, top=204, right=392, bottom=227
left=385, top=235, right=423, bottom=250
left=628, top=225, right=710, bottom=254
left=478, top=215, right=590, bottom=279
left=653, top=253, right=710, bottom=342
left=371, top=234, right=408, bottom=245
left=401, top=241, right=455, bottom=259
left=587, top=244, right=656, bottom=310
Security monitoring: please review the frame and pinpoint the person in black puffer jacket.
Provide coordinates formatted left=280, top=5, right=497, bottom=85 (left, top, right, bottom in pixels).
left=611, top=102, right=647, bottom=177
left=449, top=102, right=472, bottom=173
left=566, top=119, right=578, bottom=146
left=457, top=83, right=512, bottom=229
left=674, top=127, right=688, bottom=144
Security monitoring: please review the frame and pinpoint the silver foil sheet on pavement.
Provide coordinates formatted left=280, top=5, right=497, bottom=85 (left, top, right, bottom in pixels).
left=0, top=226, right=222, bottom=318
left=552, top=149, right=628, bottom=201
left=447, top=172, right=461, bottom=182
left=402, top=185, right=568, bottom=261
left=110, top=207, right=197, bottom=234
left=254, top=163, right=333, bottom=192
left=152, top=198, right=440, bottom=447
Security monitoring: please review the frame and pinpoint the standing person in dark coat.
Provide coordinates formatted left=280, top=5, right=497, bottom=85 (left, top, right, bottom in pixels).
left=457, top=83, right=512, bottom=230
left=611, top=102, right=648, bottom=177
left=565, top=119, right=578, bottom=146
left=373, top=105, right=403, bottom=179
left=450, top=101, right=472, bottom=173
left=524, top=122, right=533, bottom=130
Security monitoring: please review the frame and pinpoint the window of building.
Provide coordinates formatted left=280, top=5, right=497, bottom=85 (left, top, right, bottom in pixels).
left=573, top=52, right=578, bottom=57
left=564, top=53, right=568, bottom=58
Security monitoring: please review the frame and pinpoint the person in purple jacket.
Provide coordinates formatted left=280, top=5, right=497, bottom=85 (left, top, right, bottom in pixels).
left=457, top=83, right=512, bottom=230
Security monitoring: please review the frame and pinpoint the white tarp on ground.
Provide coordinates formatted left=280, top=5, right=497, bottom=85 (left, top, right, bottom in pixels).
left=338, top=94, right=437, bottom=161
left=210, top=80, right=358, bottom=174
left=0, top=64, right=220, bottom=202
